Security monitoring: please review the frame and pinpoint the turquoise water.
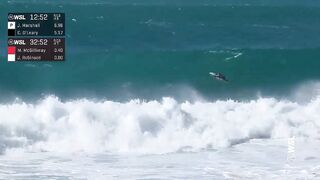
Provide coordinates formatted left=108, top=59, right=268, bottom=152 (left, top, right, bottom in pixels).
left=0, top=1, right=320, bottom=101
left=1, top=2, right=320, bottom=179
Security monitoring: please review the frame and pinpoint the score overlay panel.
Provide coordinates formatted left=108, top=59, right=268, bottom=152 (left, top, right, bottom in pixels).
left=7, top=13, right=65, bottom=62
left=8, top=13, right=65, bottom=37
left=8, top=38, right=65, bottom=61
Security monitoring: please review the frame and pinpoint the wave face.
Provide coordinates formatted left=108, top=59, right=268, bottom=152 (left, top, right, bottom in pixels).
left=1, top=93, right=319, bottom=154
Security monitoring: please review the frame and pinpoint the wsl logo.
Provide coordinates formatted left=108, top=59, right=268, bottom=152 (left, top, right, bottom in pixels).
left=287, top=136, right=296, bottom=162
left=15, top=40, right=26, bottom=45
left=8, top=39, right=26, bottom=46
left=8, top=14, right=26, bottom=21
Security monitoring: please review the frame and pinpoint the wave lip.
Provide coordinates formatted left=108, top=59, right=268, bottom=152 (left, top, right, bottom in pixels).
left=0, top=95, right=319, bottom=154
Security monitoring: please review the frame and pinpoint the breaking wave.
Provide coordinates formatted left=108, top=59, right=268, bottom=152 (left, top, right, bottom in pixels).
left=0, top=91, right=319, bottom=155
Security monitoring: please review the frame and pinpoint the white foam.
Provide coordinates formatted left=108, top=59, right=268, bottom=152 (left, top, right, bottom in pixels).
left=0, top=94, right=319, bottom=154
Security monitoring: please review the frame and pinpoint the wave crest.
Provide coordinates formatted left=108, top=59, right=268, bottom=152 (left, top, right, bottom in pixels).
left=0, top=96, right=319, bottom=154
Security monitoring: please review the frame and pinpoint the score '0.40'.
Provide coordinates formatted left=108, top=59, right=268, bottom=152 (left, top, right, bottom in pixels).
left=54, top=48, right=64, bottom=53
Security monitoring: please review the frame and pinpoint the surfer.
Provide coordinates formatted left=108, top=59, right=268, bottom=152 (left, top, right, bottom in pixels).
left=209, top=72, right=229, bottom=82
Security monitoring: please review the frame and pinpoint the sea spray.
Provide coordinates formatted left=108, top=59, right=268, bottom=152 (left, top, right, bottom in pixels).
left=0, top=95, right=319, bottom=154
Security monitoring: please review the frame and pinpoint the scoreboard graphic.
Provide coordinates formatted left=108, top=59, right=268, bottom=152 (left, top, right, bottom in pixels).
left=7, top=13, right=65, bottom=62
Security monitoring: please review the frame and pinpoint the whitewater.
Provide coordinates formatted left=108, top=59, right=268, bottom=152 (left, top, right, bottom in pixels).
left=1, top=94, right=320, bottom=154
left=0, top=85, right=320, bottom=179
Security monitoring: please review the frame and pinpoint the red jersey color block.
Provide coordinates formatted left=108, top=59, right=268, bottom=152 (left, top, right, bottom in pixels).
left=8, top=46, right=16, bottom=54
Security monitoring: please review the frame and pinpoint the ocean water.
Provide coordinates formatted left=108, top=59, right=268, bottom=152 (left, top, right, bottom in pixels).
left=1, top=0, right=320, bottom=179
